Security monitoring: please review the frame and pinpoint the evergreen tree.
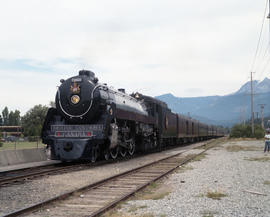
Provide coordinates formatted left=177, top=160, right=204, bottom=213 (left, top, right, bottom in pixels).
left=2, top=107, right=9, bottom=126
left=9, top=110, right=21, bottom=126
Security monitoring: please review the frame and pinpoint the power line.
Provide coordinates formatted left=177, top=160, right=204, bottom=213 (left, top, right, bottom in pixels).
left=256, top=40, right=270, bottom=80
left=257, top=51, right=270, bottom=79
left=250, top=0, right=268, bottom=72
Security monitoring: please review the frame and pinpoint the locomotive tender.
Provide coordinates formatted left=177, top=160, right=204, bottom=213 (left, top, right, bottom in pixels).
left=41, top=70, right=223, bottom=162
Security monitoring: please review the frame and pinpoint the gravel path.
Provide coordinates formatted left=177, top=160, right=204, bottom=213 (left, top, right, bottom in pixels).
left=119, top=139, right=270, bottom=217
left=0, top=141, right=207, bottom=216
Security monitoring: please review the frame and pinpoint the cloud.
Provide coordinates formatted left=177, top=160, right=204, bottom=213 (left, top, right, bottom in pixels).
left=0, top=0, right=268, bottom=114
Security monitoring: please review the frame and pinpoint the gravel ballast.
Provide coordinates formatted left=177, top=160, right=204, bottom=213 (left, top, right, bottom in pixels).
left=119, top=139, right=270, bottom=217
left=0, top=141, right=205, bottom=216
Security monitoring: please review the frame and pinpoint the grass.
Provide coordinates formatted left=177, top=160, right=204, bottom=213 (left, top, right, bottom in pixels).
left=140, top=214, right=154, bottom=217
left=195, top=193, right=205, bottom=198
left=0, top=141, right=44, bottom=150
left=225, top=145, right=260, bottom=152
left=133, top=181, right=171, bottom=201
left=101, top=203, right=126, bottom=217
left=102, top=210, right=154, bottom=217
left=264, top=180, right=270, bottom=185
left=127, top=205, right=147, bottom=212
left=195, top=137, right=227, bottom=150
left=128, top=205, right=139, bottom=213
left=206, top=190, right=227, bottom=200
left=245, top=157, right=270, bottom=162
left=201, top=210, right=219, bottom=217
left=192, top=153, right=207, bottom=162
left=176, top=165, right=194, bottom=173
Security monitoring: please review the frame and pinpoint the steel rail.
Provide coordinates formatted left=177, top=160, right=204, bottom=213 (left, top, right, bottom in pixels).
left=0, top=153, right=138, bottom=186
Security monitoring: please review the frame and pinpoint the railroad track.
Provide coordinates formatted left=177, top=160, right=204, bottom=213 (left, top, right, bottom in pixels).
left=0, top=163, right=81, bottom=186
left=3, top=140, right=218, bottom=217
left=0, top=139, right=207, bottom=187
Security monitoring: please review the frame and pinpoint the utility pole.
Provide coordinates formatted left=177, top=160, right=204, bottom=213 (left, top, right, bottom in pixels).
left=259, top=104, right=266, bottom=129
left=240, top=107, right=246, bottom=125
left=250, top=72, right=255, bottom=134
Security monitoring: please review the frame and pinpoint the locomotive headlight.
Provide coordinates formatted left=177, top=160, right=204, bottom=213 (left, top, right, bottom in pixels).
left=71, top=95, right=80, bottom=104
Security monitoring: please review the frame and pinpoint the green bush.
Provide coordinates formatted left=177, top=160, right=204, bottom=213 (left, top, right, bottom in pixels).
left=254, top=125, right=265, bottom=139
left=230, top=124, right=264, bottom=139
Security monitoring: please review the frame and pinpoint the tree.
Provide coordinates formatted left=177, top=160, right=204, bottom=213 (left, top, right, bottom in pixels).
left=2, top=107, right=9, bottom=125
left=0, top=114, right=3, bottom=126
left=21, top=105, right=48, bottom=137
left=0, top=132, right=2, bottom=147
left=9, top=110, right=21, bottom=126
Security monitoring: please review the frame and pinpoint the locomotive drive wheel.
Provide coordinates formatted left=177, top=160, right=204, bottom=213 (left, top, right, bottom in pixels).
left=128, top=139, right=135, bottom=156
left=110, top=146, right=119, bottom=159
left=120, top=147, right=127, bottom=157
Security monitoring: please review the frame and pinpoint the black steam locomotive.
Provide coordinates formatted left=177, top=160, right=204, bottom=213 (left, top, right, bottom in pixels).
left=41, top=70, right=223, bottom=162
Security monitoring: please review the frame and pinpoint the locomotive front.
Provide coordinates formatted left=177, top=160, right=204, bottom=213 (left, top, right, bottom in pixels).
left=42, top=70, right=113, bottom=161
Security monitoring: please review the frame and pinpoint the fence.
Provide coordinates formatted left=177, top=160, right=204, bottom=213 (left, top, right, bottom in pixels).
left=0, top=136, right=44, bottom=150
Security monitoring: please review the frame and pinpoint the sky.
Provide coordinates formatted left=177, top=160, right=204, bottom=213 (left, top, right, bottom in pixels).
left=0, top=0, right=270, bottom=114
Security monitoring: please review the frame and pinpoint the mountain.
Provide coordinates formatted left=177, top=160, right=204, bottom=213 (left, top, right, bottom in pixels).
left=156, top=78, right=270, bottom=127
left=235, top=78, right=270, bottom=94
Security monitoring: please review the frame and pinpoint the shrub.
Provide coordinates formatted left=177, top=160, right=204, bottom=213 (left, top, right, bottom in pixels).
left=230, top=124, right=264, bottom=139
left=253, top=125, right=265, bottom=139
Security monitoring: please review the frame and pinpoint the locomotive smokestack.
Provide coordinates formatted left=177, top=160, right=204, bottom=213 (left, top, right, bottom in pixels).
left=118, top=88, right=125, bottom=93
left=79, top=70, right=95, bottom=77
left=79, top=70, right=98, bottom=83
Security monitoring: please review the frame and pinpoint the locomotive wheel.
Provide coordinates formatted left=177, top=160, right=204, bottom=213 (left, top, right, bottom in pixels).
left=120, top=147, right=127, bottom=157
left=91, top=145, right=100, bottom=163
left=104, top=151, right=110, bottom=161
left=128, top=139, right=135, bottom=156
left=45, top=145, right=52, bottom=160
left=110, top=146, right=119, bottom=159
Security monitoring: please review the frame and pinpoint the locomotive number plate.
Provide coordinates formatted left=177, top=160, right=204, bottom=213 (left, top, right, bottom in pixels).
left=55, top=131, right=93, bottom=137
left=51, top=125, right=104, bottom=132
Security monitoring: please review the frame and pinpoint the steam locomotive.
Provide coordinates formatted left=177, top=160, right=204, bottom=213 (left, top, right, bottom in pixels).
left=41, top=70, right=223, bottom=162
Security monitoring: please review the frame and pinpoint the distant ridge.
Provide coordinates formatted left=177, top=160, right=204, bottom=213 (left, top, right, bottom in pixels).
left=156, top=78, right=270, bottom=127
